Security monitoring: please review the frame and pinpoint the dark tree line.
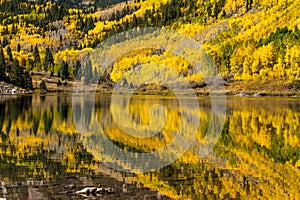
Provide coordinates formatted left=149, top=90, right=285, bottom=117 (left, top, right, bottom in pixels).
left=0, top=1, right=68, bottom=35
left=0, top=43, right=86, bottom=89
left=0, top=46, right=32, bottom=90
left=81, top=0, right=230, bottom=49
left=94, top=0, right=128, bottom=8
left=76, top=16, right=96, bottom=34
left=257, top=26, right=300, bottom=57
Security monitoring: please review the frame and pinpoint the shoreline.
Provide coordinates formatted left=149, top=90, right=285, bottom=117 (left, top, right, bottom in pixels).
left=15, top=89, right=300, bottom=98
left=34, top=84, right=300, bottom=97
left=36, top=78, right=300, bottom=97
left=3, top=88, right=299, bottom=98
left=2, top=80, right=300, bottom=97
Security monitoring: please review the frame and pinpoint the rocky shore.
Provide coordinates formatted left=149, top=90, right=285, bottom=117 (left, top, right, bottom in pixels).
left=2, top=77, right=300, bottom=97
left=0, top=174, right=172, bottom=200
left=0, top=82, right=32, bottom=95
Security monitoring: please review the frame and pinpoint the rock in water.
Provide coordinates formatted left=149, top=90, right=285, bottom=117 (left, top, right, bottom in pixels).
left=235, top=92, right=249, bottom=97
left=75, top=187, right=97, bottom=194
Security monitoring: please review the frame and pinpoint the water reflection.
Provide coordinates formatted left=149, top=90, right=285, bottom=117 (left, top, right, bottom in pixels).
left=0, top=95, right=299, bottom=199
left=74, top=94, right=209, bottom=173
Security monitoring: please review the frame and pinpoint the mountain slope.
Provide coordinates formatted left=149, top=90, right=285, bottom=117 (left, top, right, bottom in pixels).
left=0, top=0, right=299, bottom=91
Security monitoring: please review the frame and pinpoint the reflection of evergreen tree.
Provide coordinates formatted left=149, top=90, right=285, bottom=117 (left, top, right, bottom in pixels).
left=6, top=119, right=11, bottom=134
left=73, top=103, right=82, bottom=125
left=32, top=115, right=40, bottom=136
left=0, top=104, right=4, bottom=131
left=59, top=97, right=69, bottom=121
left=83, top=99, right=93, bottom=127
left=43, top=111, right=53, bottom=134
left=60, top=105, right=68, bottom=121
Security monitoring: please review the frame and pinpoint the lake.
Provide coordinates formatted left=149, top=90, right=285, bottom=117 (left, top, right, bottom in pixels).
left=0, top=94, right=299, bottom=199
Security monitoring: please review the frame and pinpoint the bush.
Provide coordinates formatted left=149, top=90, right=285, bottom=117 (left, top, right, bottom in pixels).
left=57, top=80, right=62, bottom=86
left=39, top=80, right=47, bottom=90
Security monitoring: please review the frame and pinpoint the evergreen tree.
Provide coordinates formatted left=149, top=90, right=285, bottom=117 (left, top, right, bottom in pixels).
left=61, top=61, right=69, bottom=80
left=84, top=59, right=93, bottom=85
left=39, top=80, right=47, bottom=90
left=23, top=71, right=33, bottom=90
left=0, top=47, right=6, bottom=81
left=76, top=67, right=82, bottom=81
left=132, top=14, right=138, bottom=27
left=85, top=17, right=95, bottom=33
left=93, top=67, right=99, bottom=83
left=44, top=47, right=54, bottom=71
left=74, top=60, right=82, bottom=80
left=2, top=37, right=8, bottom=47
left=26, top=58, right=34, bottom=71
left=78, top=17, right=84, bottom=31
left=17, top=43, right=21, bottom=52
left=11, top=59, right=23, bottom=87
left=6, top=46, right=13, bottom=61
left=33, top=45, right=41, bottom=64
left=18, top=56, right=25, bottom=69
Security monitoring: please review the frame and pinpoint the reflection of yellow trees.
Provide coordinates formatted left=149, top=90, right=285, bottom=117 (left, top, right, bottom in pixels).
left=106, top=97, right=184, bottom=151
left=100, top=96, right=212, bottom=153
left=227, top=98, right=300, bottom=148
left=1, top=96, right=299, bottom=199
left=122, top=97, right=299, bottom=199
left=0, top=96, right=98, bottom=179
left=87, top=96, right=299, bottom=198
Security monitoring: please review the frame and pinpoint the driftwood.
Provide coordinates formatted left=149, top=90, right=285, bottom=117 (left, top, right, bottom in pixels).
left=31, top=71, right=51, bottom=78
left=45, top=79, right=58, bottom=84
left=75, top=187, right=115, bottom=197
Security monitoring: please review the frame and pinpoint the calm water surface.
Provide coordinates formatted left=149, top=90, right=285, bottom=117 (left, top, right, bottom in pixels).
left=0, top=94, right=299, bottom=199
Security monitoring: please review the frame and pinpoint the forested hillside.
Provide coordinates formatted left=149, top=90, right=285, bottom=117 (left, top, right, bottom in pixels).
left=0, top=0, right=299, bottom=91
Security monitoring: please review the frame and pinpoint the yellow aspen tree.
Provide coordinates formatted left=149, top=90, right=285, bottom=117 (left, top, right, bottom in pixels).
left=273, top=58, right=285, bottom=78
